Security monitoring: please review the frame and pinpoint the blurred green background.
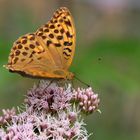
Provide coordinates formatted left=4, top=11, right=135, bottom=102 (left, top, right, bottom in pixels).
left=0, top=0, right=140, bottom=139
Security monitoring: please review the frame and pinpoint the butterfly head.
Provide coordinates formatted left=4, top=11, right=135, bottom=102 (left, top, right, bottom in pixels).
left=65, top=71, right=74, bottom=80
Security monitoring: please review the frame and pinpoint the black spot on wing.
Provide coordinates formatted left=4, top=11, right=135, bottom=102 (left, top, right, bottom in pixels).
left=18, top=44, right=23, bottom=49
left=64, top=48, right=72, bottom=52
left=22, top=39, right=27, bottom=44
left=66, top=31, right=73, bottom=38
left=13, top=57, right=19, bottom=64
left=65, top=20, right=72, bottom=27
left=50, top=25, right=55, bottom=29
left=55, top=43, right=61, bottom=47
left=49, top=34, right=54, bottom=38
left=29, top=44, right=35, bottom=49
left=44, top=28, right=49, bottom=32
left=64, top=42, right=73, bottom=46
left=63, top=52, right=71, bottom=57
left=57, top=36, right=63, bottom=40
left=46, top=40, right=52, bottom=46
left=54, top=29, right=59, bottom=33
left=15, top=50, right=20, bottom=56
left=60, top=28, right=64, bottom=34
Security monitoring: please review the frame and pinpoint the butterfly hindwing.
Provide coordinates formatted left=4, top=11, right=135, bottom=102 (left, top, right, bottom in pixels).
left=6, top=33, right=58, bottom=77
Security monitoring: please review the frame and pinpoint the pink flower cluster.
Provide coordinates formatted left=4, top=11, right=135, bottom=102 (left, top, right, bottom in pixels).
left=0, top=108, right=16, bottom=125
left=0, top=80, right=100, bottom=140
left=25, top=81, right=73, bottom=113
left=73, top=87, right=100, bottom=113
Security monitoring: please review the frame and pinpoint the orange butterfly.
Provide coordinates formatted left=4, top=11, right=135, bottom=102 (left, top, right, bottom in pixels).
left=4, top=7, right=76, bottom=80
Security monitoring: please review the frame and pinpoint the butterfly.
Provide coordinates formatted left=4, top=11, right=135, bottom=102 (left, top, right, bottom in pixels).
left=4, top=7, right=76, bottom=80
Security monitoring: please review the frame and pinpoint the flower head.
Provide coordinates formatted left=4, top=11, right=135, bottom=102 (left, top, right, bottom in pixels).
left=0, top=108, right=16, bottom=126
left=0, top=80, right=100, bottom=139
left=25, top=81, right=72, bottom=113
left=73, top=87, right=100, bottom=113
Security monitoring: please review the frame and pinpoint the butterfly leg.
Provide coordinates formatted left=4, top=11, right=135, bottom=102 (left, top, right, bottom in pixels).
left=63, top=79, right=73, bottom=88
left=71, top=79, right=74, bottom=88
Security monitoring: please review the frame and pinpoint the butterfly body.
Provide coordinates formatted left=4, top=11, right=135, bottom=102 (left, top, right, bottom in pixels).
left=4, top=7, right=76, bottom=80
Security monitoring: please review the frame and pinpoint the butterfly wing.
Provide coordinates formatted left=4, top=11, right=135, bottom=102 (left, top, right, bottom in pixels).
left=5, top=7, right=75, bottom=79
left=5, top=33, right=63, bottom=78
left=36, top=7, right=76, bottom=70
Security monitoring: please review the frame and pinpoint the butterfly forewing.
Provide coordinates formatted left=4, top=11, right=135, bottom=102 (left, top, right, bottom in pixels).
left=5, top=7, right=76, bottom=79
left=36, top=7, right=75, bottom=69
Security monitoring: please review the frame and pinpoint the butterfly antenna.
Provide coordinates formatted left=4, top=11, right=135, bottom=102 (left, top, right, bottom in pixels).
left=74, top=76, right=90, bottom=87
